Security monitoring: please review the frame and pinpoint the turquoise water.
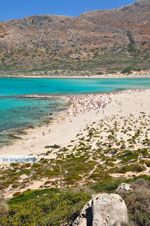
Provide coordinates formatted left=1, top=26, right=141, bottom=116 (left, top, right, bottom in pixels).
left=0, top=77, right=150, bottom=146
left=0, top=97, right=65, bottom=146
left=1, top=77, right=150, bottom=96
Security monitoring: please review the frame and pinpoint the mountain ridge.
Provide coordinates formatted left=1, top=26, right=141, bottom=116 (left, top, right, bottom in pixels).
left=0, top=0, right=150, bottom=74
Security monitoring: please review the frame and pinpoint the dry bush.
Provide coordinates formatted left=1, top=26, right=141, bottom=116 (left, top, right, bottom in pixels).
left=121, top=179, right=150, bottom=226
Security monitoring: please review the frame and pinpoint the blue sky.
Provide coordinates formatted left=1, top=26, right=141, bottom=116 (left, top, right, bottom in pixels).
left=1, top=0, right=136, bottom=21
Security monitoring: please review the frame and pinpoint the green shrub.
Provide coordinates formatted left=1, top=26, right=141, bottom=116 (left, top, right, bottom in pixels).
left=0, top=189, right=90, bottom=226
left=90, top=178, right=123, bottom=193
left=144, top=160, right=150, bottom=167
left=117, top=164, right=146, bottom=173
left=119, top=151, right=139, bottom=163
left=121, top=67, right=132, bottom=74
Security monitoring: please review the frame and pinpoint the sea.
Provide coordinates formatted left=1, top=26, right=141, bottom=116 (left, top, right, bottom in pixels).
left=0, top=77, right=150, bottom=147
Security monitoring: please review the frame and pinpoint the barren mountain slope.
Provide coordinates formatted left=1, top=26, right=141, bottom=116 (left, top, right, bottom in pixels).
left=0, top=0, right=149, bottom=73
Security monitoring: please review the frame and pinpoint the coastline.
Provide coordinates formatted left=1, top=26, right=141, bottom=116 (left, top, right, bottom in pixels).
left=0, top=70, right=150, bottom=79
left=0, top=89, right=150, bottom=158
left=1, top=75, right=150, bottom=79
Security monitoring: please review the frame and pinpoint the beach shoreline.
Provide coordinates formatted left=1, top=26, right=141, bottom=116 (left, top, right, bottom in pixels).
left=0, top=70, right=150, bottom=79
left=1, top=75, right=150, bottom=79
left=0, top=89, right=150, bottom=159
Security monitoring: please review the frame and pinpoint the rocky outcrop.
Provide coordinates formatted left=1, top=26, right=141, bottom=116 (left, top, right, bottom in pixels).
left=72, top=193, right=128, bottom=226
left=116, top=183, right=133, bottom=193
left=72, top=199, right=93, bottom=226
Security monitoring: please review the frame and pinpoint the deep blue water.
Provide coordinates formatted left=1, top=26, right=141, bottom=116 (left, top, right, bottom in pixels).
left=0, top=77, right=150, bottom=146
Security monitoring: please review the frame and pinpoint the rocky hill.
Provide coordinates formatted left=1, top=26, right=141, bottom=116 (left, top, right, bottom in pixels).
left=0, top=0, right=150, bottom=73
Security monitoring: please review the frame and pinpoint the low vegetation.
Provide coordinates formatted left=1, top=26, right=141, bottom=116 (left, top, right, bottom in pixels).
left=0, top=177, right=150, bottom=226
left=0, top=189, right=90, bottom=226
left=0, top=113, right=150, bottom=225
left=121, top=179, right=150, bottom=226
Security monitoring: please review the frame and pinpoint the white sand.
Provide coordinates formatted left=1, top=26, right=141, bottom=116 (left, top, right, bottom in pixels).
left=0, top=89, right=150, bottom=158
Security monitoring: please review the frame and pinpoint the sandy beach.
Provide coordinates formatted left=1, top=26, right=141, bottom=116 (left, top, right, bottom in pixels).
left=0, top=89, right=150, bottom=198
left=0, top=71, right=150, bottom=79
left=0, top=89, right=150, bottom=158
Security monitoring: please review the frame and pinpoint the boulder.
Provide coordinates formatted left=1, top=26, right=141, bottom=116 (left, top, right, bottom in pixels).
left=72, top=193, right=128, bottom=226
left=72, top=200, right=92, bottom=226
left=92, top=193, right=128, bottom=226
left=116, top=183, right=133, bottom=193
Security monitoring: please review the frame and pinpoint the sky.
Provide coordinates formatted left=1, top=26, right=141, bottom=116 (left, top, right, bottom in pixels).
left=0, top=0, right=136, bottom=21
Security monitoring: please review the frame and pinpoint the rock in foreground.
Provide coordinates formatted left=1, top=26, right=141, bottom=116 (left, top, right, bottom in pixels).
left=73, top=193, right=128, bottom=226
